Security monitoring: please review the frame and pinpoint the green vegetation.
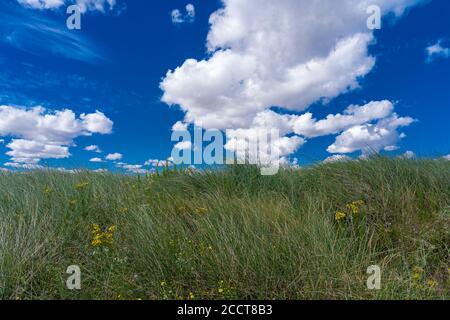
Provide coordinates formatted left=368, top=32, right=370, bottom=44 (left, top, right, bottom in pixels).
left=0, top=157, right=449, bottom=300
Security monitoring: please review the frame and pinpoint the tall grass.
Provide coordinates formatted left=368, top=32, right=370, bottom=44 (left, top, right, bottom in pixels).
left=0, top=157, right=448, bottom=300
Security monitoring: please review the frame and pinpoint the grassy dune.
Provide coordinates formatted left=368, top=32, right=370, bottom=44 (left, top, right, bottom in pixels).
left=0, top=157, right=449, bottom=300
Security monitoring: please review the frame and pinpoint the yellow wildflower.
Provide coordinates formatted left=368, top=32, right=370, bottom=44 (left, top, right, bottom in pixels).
left=427, top=279, right=438, bottom=288
left=188, top=292, right=195, bottom=299
left=195, top=207, right=208, bottom=215
left=160, top=281, right=166, bottom=287
left=107, top=225, right=117, bottom=233
left=44, top=187, right=53, bottom=194
left=335, top=211, right=346, bottom=221
left=91, top=238, right=102, bottom=246
left=75, top=181, right=89, bottom=190
left=346, top=203, right=359, bottom=215
left=218, top=288, right=224, bottom=293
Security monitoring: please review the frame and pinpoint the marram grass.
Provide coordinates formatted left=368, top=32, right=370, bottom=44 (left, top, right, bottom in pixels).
left=0, top=157, right=448, bottom=300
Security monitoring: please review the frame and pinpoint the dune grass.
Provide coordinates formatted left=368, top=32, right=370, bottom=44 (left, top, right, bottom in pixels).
left=0, top=157, right=448, bottom=300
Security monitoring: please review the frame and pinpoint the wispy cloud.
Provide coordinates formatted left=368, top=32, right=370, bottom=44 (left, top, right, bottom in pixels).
left=17, top=0, right=118, bottom=13
left=426, top=40, right=450, bottom=63
left=0, top=1, right=106, bottom=63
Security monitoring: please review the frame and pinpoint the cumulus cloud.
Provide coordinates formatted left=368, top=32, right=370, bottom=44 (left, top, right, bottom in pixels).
left=0, top=105, right=113, bottom=164
left=84, top=145, right=102, bottom=153
left=145, top=158, right=174, bottom=167
left=105, top=152, right=122, bottom=161
left=115, top=162, right=153, bottom=174
left=401, top=150, right=416, bottom=159
left=426, top=40, right=450, bottom=63
left=323, top=155, right=352, bottom=163
left=327, top=114, right=415, bottom=154
left=17, top=0, right=117, bottom=13
left=161, top=0, right=421, bottom=160
left=89, top=157, right=104, bottom=163
left=171, top=3, right=195, bottom=24
left=4, top=162, right=44, bottom=170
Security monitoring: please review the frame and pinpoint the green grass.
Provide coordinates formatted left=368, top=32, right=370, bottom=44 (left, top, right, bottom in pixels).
left=0, top=157, right=449, bottom=300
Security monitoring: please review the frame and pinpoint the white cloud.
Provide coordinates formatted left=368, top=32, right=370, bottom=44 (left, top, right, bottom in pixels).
left=172, top=121, right=188, bottom=132
left=17, top=0, right=64, bottom=10
left=171, top=9, right=183, bottom=24
left=401, top=150, right=416, bottom=159
left=105, top=152, right=122, bottom=161
left=384, top=145, right=400, bottom=152
left=161, top=0, right=422, bottom=159
left=291, top=100, right=395, bottom=138
left=145, top=159, right=174, bottom=167
left=323, top=155, right=352, bottom=163
left=327, top=114, right=415, bottom=154
left=0, top=105, right=113, bottom=164
left=84, top=145, right=102, bottom=153
left=4, top=162, right=44, bottom=170
left=17, top=0, right=117, bottom=13
left=186, top=3, right=195, bottom=19
left=115, top=162, right=153, bottom=174
left=426, top=40, right=450, bottom=63
left=171, top=3, right=195, bottom=24
left=89, top=157, right=104, bottom=163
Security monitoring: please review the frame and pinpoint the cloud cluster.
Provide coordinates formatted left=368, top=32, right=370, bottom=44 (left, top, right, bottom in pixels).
left=171, top=3, right=195, bottom=24
left=0, top=105, right=113, bottom=164
left=161, top=0, right=422, bottom=159
left=17, top=0, right=117, bottom=13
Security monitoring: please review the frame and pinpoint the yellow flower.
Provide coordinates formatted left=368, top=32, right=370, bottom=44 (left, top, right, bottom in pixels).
left=44, top=187, right=53, bottom=194
left=346, top=203, right=359, bottom=214
left=120, top=207, right=129, bottom=214
left=195, top=207, right=208, bottom=215
left=218, top=288, right=224, bottom=293
left=335, top=211, right=346, bottom=221
left=75, top=181, right=89, bottom=190
left=427, top=279, right=438, bottom=288
left=91, top=238, right=102, bottom=246
left=160, top=281, right=166, bottom=287
left=188, top=292, right=195, bottom=299
left=107, top=225, right=117, bottom=233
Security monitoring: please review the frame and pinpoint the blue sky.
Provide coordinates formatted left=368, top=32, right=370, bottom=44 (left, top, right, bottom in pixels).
left=0, top=0, right=449, bottom=172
